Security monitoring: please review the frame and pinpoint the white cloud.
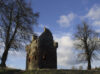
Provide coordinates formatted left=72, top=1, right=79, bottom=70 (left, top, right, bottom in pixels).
left=80, top=4, right=100, bottom=33
left=86, top=5, right=100, bottom=20
left=84, top=5, right=100, bottom=26
left=35, top=32, right=41, bottom=36
left=96, top=29, right=100, bottom=33
left=57, top=13, right=76, bottom=27
left=54, top=33, right=79, bottom=68
left=93, top=21, right=100, bottom=26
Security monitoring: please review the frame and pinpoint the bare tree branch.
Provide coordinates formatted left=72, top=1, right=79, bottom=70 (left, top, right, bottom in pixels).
left=0, top=0, right=39, bottom=67
left=74, top=22, right=100, bottom=70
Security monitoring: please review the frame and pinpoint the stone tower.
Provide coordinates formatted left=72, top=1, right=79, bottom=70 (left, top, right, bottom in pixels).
left=26, top=28, right=58, bottom=70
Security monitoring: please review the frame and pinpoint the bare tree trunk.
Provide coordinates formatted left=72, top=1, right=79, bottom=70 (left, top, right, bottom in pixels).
left=1, top=46, right=10, bottom=67
left=84, top=41, right=91, bottom=70
left=0, top=7, right=13, bottom=67
left=0, top=25, right=18, bottom=68
left=87, top=57, right=91, bottom=70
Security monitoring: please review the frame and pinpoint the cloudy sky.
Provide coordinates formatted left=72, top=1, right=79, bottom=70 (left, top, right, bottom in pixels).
left=1, top=0, right=100, bottom=70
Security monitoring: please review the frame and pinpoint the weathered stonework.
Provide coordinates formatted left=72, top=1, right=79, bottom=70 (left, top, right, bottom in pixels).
left=26, top=28, right=58, bottom=70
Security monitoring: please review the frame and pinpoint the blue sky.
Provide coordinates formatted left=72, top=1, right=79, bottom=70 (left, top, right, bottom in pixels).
left=32, top=0, right=100, bottom=69
left=1, top=0, right=100, bottom=70
left=32, top=0, right=100, bottom=34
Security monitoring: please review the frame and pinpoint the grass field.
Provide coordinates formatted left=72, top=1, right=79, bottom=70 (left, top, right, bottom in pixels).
left=0, top=68, right=100, bottom=74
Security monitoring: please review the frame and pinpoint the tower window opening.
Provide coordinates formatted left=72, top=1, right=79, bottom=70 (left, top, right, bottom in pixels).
left=29, top=58, right=30, bottom=63
left=34, top=56, right=36, bottom=60
left=43, top=55, right=46, bottom=60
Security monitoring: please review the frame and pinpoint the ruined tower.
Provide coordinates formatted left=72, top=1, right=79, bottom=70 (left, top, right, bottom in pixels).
left=26, top=28, right=58, bottom=70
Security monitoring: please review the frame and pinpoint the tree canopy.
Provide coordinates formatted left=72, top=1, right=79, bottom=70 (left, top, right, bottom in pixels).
left=74, top=22, right=100, bottom=70
left=0, top=0, right=39, bottom=67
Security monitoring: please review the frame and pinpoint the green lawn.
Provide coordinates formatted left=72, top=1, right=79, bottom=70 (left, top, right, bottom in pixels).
left=0, top=68, right=100, bottom=74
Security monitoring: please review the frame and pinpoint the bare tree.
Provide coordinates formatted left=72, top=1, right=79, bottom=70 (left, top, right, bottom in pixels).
left=0, top=0, right=39, bottom=67
left=74, top=22, right=100, bottom=70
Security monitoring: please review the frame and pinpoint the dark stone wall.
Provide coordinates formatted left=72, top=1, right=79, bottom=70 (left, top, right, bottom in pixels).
left=26, top=28, right=58, bottom=70
left=38, top=28, right=57, bottom=69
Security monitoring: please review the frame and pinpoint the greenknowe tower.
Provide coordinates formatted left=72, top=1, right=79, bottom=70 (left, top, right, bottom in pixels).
left=26, top=27, right=58, bottom=70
